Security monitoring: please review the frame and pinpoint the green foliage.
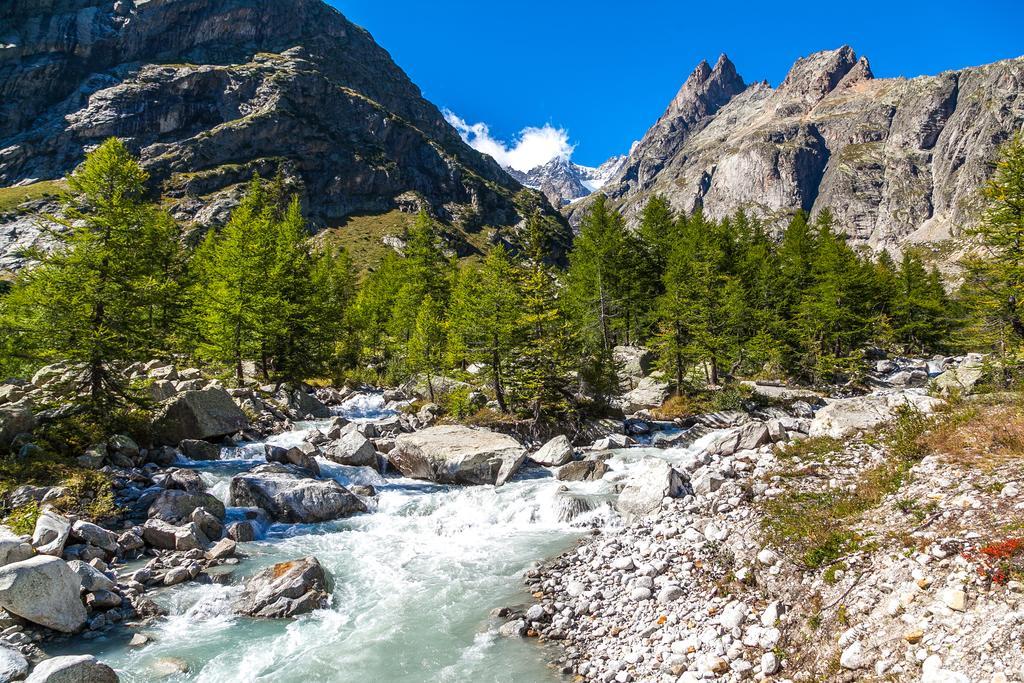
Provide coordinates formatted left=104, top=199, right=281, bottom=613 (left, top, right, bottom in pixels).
left=960, top=134, right=1024, bottom=383
left=1, top=138, right=185, bottom=416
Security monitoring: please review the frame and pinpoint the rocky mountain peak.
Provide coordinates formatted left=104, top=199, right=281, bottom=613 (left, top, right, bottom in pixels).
left=0, top=0, right=569, bottom=272
left=569, top=48, right=1024, bottom=256
left=775, top=45, right=858, bottom=111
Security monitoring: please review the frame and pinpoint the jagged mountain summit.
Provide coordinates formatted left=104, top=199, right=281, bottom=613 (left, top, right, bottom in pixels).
left=569, top=48, right=1024, bottom=252
left=0, top=0, right=563, bottom=271
left=508, top=155, right=627, bottom=207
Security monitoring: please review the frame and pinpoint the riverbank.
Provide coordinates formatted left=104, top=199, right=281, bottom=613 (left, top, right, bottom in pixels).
left=512, top=390, right=1024, bottom=682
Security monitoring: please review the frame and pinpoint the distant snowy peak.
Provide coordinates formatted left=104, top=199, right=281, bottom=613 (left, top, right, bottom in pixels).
left=509, top=155, right=627, bottom=207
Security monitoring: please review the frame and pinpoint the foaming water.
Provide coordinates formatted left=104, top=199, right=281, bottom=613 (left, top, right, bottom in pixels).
left=56, top=403, right=720, bottom=682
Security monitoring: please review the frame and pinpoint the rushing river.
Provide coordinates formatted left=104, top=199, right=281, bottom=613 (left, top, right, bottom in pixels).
left=51, top=394, right=724, bottom=682
left=53, top=395, right=608, bottom=682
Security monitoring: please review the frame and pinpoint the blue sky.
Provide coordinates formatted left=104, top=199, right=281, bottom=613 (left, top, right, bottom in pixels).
left=334, top=0, right=1023, bottom=169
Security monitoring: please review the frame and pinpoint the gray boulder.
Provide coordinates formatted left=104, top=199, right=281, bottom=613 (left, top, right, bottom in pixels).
left=69, top=521, right=118, bottom=554
left=934, top=354, right=987, bottom=396
left=66, top=560, right=114, bottom=593
left=0, top=399, right=35, bottom=448
left=32, top=510, right=70, bottom=557
left=234, top=556, right=330, bottom=618
left=391, top=426, right=526, bottom=486
left=288, top=390, right=331, bottom=419
left=141, top=519, right=206, bottom=551
left=229, top=464, right=366, bottom=524
left=0, top=556, right=87, bottom=633
left=0, top=646, right=28, bottom=682
left=556, top=460, right=610, bottom=482
left=706, top=422, right=770, bottom=457
left=148, top=490, right=225, bottom=524
left=152, top=388, right=248, bottom=446
left=621, top=376, right=671, bottom=414
left=323, top=428, right=377, bottom=468
left=810, top=391, right=943, bottom=438
left=616, top=459, right=689, bottom=518
left=179, top=439, right=221, bottom=461
left=265, top=444, right=320, bottom=476
left=25, top=655, right=117, bottom=683
left=0, top=527, right=33, bottom=568
left=530, top=435, right=574, bottom=467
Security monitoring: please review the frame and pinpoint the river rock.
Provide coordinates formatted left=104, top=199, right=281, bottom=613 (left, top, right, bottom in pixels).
left=556, top=460, right=610, bottom=482
left=621, top=375, right=671, bottom=413
left=288, top=390, right=331, bottom=419
left=934, top=354, right=986, bottom=396
left=0, top=527, right=33, bottom=568
left=149, top=490, right=225, bottom=524
left=70, top=521, right=118, bottom=554
left=0, top=646, right=28, bottom=681
left=531, top=435, right=574, bottom=467
left=322, top=427, right=377, bottom=468
left=32, top=509, right=71, bottom=556
left=0, top=399, right=35, bottom=448
left=141, top=519, right=206, bottom=551
left=152, top=388, right=248, bottom=446
left=234, top=556, right=330, bottom=618
left=24, top=655, right=117, bottom=683
left=66, top=560, right=114, bottom=593
left=265, top=444, right=320, bottom=476
left=229, top=464, right=366, bottom=523
left=179, top=439, right=221, bottom=461
left=810, top=391, right=943, bottom=438
left=706, top=422, right=770, bottom=457
left=0, top=555, right=87, bottom=632
left=615, top=459, right=689, bottom=518
left=390, top=426, right=526, bottom=486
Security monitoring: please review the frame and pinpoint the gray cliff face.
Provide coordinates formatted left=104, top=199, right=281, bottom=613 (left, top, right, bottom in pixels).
left=571, top=47, right=1024, bottom=252
left=0, top=0, right=555, bottom=244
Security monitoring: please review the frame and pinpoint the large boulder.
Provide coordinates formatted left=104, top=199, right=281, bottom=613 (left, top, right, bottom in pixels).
left=152, top=388, right=248, bottom=446
left=556, top=459, right=610, bottom=482
left=148, top=490, right=225, bottom=524
left=322, top=427, right=377, bottom=468
left=615, top=459, right=689, bottom=518
left=706, top=422, right=771, bottom=457
left=141, top=519, right=206, bottom=551
left=530, top=435, right=574, bottom=467
left=229, top=464, right=366, bottom=524
left=0, top=399, right=35, bottom=448
left=390, top=426, right=526, bottom=486
left=25, top=655, right=117, bottom=683
left=0, top=646, right=28, bottom=681
left=265, top=444, right=320, bottom=476
left=179, top=439, right=221, bottom=461
left=614, top=346, right=654, bottom=385
left=287, top=390, right=331, bottom=419
left=32, top=510, right=71, bottom=557
left=0, top=527, right=33, bottom=568
left=69, top=521, right=118, bottom=554
left=934, top=354, right=987, bottom=396
left=621, top=376, right=671, bottom=414
left=0, top=556, right=86, bottom=632
left=810, top=391, right=943, bottom=438
left=234, top=556, right=330, bottom=619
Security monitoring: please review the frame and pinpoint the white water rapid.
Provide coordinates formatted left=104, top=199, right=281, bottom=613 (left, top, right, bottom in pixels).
left=52, top=394, right=723, bottom=682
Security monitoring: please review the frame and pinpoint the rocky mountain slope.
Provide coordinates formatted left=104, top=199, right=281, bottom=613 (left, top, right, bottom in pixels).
left=0, top=0, right=561, bottom=271
left=509, top=155, right=626, bottom=207
left=569, top=48, right=1024, bottom=252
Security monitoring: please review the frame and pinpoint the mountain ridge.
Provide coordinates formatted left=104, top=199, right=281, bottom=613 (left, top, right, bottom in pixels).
left=568, top=47, right=1024, bottom=252
left=0, top=0, right=567, bottom=272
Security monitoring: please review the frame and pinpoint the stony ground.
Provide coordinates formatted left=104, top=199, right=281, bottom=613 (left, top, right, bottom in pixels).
left=505, top=391, right=1024, bottom=682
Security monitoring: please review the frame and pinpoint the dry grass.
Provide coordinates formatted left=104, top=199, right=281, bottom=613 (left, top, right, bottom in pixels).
left=921, top=402, right=1024, bottom=470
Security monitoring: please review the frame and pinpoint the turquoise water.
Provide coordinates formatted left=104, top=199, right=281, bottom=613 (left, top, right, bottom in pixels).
left=55, top=396, right=601, bottom=682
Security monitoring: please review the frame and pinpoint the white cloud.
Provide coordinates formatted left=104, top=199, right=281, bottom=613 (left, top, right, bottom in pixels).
left=444, top=110, right=575, bottom=173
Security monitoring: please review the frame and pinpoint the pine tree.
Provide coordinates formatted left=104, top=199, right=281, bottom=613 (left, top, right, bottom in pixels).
left=3, top=138, right=184, bottom=414
left=890, top=251, right=954, bottom=352
left=507, top=214, right=573, bottom=421
left=447, top=246, right=522, bottom=411
left=961, top=134, right=1024, bottom=380
left=406, top=294, right=445, bottom=402
left=191, top=178, right=278, bottom=384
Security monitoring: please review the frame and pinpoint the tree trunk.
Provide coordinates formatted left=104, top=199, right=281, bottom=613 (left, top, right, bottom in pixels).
left=491, top=339, right=507, bottom=413
left=427, top=374, right=435, bottom=403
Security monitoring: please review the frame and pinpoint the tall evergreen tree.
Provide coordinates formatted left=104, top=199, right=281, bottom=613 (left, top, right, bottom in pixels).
left=3, top=138, right=183, bottom=413
left=447, top=246, right=522, bottom=412
left=961, top=134, right=1024, bottom=380
left=406, top=294, right=445, bottom=402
